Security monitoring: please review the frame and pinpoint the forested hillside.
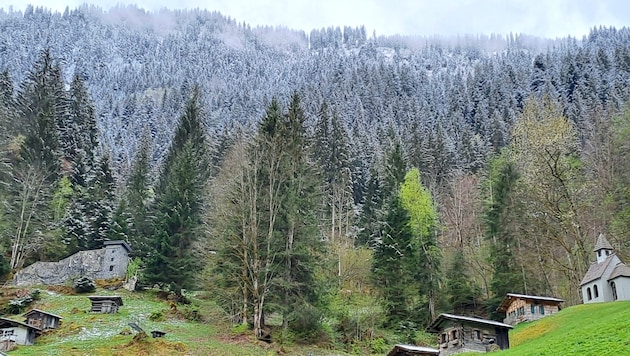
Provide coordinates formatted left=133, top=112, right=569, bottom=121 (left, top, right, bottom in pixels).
left=2, top=4, right=630, bottom=351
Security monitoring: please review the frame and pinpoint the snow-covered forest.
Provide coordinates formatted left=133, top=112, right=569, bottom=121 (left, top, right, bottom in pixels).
left=2, top=4, right=630, bottom=350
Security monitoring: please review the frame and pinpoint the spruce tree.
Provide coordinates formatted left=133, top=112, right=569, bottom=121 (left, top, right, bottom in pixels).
left=17, top=49, right=66, bottom=177
left=484, top=154, right=524, bottom=319
left=372, top=194, right=416, bottom=329
left=276, top=93, right=322, bottom=333
left=123, top=130, right=154, bottom=257
left=144, top=87, right=209, bottom=297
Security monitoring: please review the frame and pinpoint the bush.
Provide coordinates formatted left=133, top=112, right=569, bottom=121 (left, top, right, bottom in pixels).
left=290, top=304, right=327, bottom=344
left=149, top=310, right=166, bottom=321
left=5, top=290, right=39, bottom=314
left=180, top=305, right=201, bottom=322
left=370, top=338, right=388, bottom=354
left=73, top=276, right=96, bottom=293
left=230, top=323, right=250, bottom=335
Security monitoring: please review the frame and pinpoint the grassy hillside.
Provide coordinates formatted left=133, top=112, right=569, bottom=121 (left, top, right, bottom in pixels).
left=1, top=286, right=333, bottom=356
left=498, top=300, right=630, bottom=355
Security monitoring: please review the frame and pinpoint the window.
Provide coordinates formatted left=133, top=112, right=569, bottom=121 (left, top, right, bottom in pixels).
left=519, top=306, right=525, bottom=316
left=3, top=330, right=14, bottom=336
left=598, top=250, right=601, bottom=257
left=587, top=287, right=592, bottom=300
left=112, top=250, right=115, bottom=253
left=474, top=330, right=481, bottom=340
left=594, top=284, right=599, bottom=298
left=451, top=330, right=458, bottom=340
left=539, top=305, right=545, bottom=315
left=611, top=281, right=618, bottom=301
left=109, top=265, right=114, bottom=272
left=531, top=304, right=536, bottom=314
left=441, top=333, right=447, bottom=343
left=111, top=257, right=114, bottom=261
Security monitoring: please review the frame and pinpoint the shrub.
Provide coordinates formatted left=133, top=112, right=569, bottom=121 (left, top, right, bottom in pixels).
left=290, top=304, right=327, bottom=344
left=371, top=338, right=388, bottom=354
left=5, top=290, right=39, bottom=314
left=180, top=305, right=201, bottom=322
left=149, top=310, right=166, bottom=321
left=73, top=276, right=96, bottom=293
left=230, top=322, right=250, bottom=335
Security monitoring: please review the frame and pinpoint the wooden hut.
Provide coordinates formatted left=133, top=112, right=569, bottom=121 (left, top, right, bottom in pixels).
left=23, top=309, right=62, bottom=330
left=387, top=344, right=440, bottom=356
left=497, top=293, right=563, bottom=325
left=0, top=317, right=40, bottom=350
left=426, top=313, right=513, bottom=355
left=88, top=296, right=124, bottom=313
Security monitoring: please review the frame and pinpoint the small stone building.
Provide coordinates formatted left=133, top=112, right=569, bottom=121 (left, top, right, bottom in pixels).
left=0, top=317, right=40, bottom=350
left=23, top=309, right=62, bottom=330
left=580, top=234, right=630, bottom=303
left=426, top=313, right=513, bottom=355
left=88, top=296, right=124, bottom=313
left=387, top=344, right=440, bottom=356
left=497, top=293, right=564, bottom=325
left=13, top=240, right=132, bottom=287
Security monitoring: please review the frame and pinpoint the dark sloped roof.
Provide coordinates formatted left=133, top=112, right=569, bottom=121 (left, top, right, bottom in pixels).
left=103, top=240, right=132, bottom=252
left=23, top=308, right=63, bottom=320
left=580, top=254, right=616, bottom=286
left=594, top=233, right=613, bottom=252
left=88, top=296, right=124, bottom=305
left=426, top=313, right=512, bottom=333
left=387, top=344, right=440, bottom=356
left=497, top=293, right=564, bottom=312
left=608, top=263, right=630, bottom=281
left=0, top=317, right=41, bottom=331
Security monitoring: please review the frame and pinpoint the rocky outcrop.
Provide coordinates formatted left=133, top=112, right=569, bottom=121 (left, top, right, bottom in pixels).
left=13, top=241, right=131, bottom=287
left=14, top=250, right=104, bottom=287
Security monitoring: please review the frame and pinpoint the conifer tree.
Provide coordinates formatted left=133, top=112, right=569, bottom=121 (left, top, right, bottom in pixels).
left=276, top=93, right=322, bottom=332
left=372, top=193, right=416, bottom=329
left=484, top=154, right=524, bottom=319
left=445, top=249, right=479, bottom=315
left=122, top=130, right=154, bottom=257
left=144, top=87, right=209, bottom=297
left=17, top=49, right=66, bottom=177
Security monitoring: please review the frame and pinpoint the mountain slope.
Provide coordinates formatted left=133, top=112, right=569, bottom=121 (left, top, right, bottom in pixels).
left=501, top=301, right=630, bottom=355
left=4, top=287, right=280, bottom=356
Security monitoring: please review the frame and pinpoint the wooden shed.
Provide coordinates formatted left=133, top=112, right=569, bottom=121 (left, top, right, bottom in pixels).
left=23, top=309, right=62, bottom=330
left=427, top=313, right=513, bottom=355
left=0, top=317, right=41, bottom=351
left=88, top=296, right=124, bottom=313
left=387, top=344, right=440, bottom=356
left=497, top=293, right=563, bottom=325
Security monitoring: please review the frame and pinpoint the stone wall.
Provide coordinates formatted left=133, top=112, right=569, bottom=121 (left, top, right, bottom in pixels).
left=13, top=242, right=130, bottom=287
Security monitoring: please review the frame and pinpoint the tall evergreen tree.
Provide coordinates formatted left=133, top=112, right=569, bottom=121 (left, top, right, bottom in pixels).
left=372, top=193, right=416, bottom=329
left=144, top=87, right=209, bottom=297
left=122, top=129, right=154, bottom=257
left=17, top=49, right=67, bottom=177
left=275, top=93, right=322, bottom=333
left=484, top=154, right=525, bottom=319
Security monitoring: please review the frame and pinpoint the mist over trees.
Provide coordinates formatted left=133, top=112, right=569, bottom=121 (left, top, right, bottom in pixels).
left=2, top=4, right=630, bottom=350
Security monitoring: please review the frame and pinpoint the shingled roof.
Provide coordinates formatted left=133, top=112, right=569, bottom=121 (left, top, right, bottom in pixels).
left=608, top=263, right=630, bottom=281
left=497, top=293, right=564, bottom=312
left=426, top=313, right=513, bottom=333
left=594, top=233, right=613, bottom=252
left=580, top=254, right=616, bottom=286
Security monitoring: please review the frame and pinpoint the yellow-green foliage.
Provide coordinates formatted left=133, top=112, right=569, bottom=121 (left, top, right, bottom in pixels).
left=399, top=168, right=437, bottom=238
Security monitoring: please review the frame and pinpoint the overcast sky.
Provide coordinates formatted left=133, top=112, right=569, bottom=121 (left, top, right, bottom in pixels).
left=2, top=0, right=630, bottom=39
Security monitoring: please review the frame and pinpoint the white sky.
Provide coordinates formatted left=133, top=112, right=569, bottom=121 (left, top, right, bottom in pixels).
left=2, top=0, right=630, bottom=39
